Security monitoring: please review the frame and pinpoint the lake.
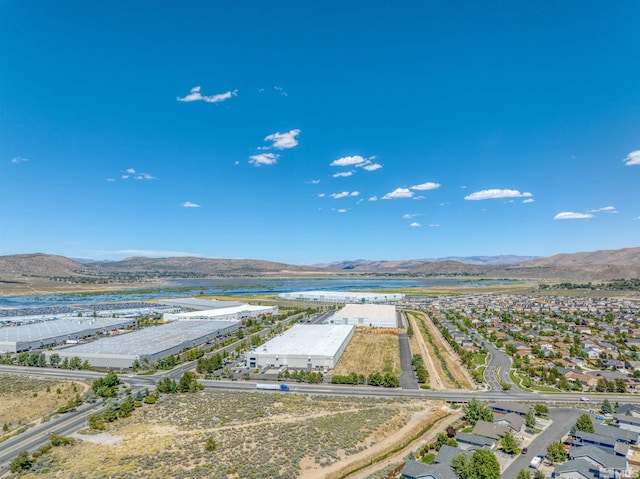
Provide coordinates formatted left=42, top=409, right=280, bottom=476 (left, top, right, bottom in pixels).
left=0, top=277, right=516, bottom=308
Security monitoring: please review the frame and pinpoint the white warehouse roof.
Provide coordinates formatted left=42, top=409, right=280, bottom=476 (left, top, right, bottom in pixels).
left=159, top=298, right=244, bottom=310
left=164, top=304, right=276, bottom=321
left=328, top=303, right=398, bottom=328
left=256, top=324, right=354, bottom=357
left=278, top=290, right=405, bottom=303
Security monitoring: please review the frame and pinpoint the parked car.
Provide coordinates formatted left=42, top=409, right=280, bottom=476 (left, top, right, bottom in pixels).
left=521, top=447, right=528, bottom=454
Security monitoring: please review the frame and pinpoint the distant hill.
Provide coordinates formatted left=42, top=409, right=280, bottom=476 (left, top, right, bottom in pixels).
left=314, top=255, right=538, bottom=271
left=1, top=247, right=639, bottom=284
left=90, top=256, right=319, bottom=275
left=0, top=253, right=88, bottom=278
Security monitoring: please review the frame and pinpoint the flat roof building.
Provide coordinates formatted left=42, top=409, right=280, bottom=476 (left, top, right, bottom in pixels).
left=0, top=317, right=136, bottom=353
left=328, top=304, right=398, bottom=328
left=278, top=291, right=405, bottom=304
left=44, top=320, right=241, bottom=369
left=159, top=298, right=245, bottom=311
left=246, top=324, right=354, bottom=371
left=163, top=304, right=277, bottom=322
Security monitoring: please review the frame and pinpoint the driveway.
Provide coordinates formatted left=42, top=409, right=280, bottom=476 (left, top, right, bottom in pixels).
left=501, top=407, right=582, bottom=479
left=398, top=332, right=419, bottom=390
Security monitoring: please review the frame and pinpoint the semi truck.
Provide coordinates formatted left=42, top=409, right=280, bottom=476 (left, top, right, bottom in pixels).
left=256, top=383, right=290, bottom=391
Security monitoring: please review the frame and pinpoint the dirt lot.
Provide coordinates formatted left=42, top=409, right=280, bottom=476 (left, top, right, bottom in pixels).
left=409, top=311, right=475, bottom=390
left=18, top=391, right=443, bottom=479
left=0, top=374, right=89, bottom=439
left=407, top=313, right=445, bottom=390
left=332, top=332, right=401, bottom=377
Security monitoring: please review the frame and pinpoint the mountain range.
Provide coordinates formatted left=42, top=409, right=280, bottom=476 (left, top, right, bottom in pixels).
left=0, top=248, right=639, bottom=285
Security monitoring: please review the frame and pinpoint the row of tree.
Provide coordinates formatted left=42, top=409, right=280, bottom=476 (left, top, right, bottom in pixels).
left=330, top=371, right=400, bottom=387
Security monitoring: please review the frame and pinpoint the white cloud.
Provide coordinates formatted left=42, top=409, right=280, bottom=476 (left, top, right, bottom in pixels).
left=182, top=201, right=201, bottom=208
left=350, top=191, right=360, bottom=197
left=177, top=86, right=238, bottom=103
left=623, top=150, right=640, bottom=166
left=523, top=198, right=535, bottom=204
left=383, top=188, right=413, bottom=200
left=554, top=212, right=594, bottom=220
left=234, top=160, right=240, bottom=166
left=333, top=171, right=353, bottom=178
left=274, top=85, right=288, bottom=96
left=588, top=206, right=618, bottom=213
left=362, top=162, right=382, bottom=171
left=134, top=173, right=156, bottom=180
left=331, top=191, right=350, bottom=199
left=106, top=178, right=115, bottom=182
left=403, top=213, right=422, bottom=219
left=263, top=129, right=301, bottom=150
left=120, top=168, right=156, bottom=180
left=11, top=157, right=29, bottom=164
left=464, top=189, right=533, bottom=201
left=429, top=224, right=441, bottom=227
left=309, top=179, right=320, bottom=184
left=249, top=153, right=279, bottom=166
left=369, top=196, right=378, bottom=202
left=318, top=193, right=326, bottom=198
left=336, top=209, right=347, bottom=213
left=331, top=155, right=367, bottom=167
left=411, top=182, right=441, bottom=191
left=410, top=222, right=422, bottom=227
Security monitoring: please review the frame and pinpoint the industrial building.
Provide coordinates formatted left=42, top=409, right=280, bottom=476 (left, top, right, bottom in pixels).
left=246, top=324, right=354, bottom=371
left=0, top=317, right=136, bottom=353
left=163, top=304, right=277, bottom=322
left=159, top=298, right=244, bottom=311
left=328, top=304, right=398, bottom=328
left=44, top=319, right=241, bottom=369
left=277, top=290, right=405, bottom=303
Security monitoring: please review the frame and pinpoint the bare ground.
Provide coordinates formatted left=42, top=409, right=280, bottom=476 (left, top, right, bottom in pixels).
left=407, top=313, right=444, bottom=390
left=420, top=311, right=476, bottom=389
left=18, top=391, right=436, bottom=479
left=332, top=333, right=401, bottom=377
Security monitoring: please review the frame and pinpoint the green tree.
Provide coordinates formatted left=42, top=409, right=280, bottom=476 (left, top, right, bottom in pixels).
left=601, top=399, right=613, bottom=414
left=463, top=398, right=493, bottom=425
left=547, top=441, right=567, bottom=463
left=534, top=404, right=549, bottom=416
left=500, top=431, right=519, bottom=455
left=452, top=450, right=500, bottom=479
left=517, top=469, right=531, bottom=479
left=9, top=451, right=32, bottom=473
left=575, top=413, right=594, bottom=433
left=49, top=353, right=61, bottom=368
left=525, top=408, right=536, bottom=429
left=178, top=371, right=204, bottom=393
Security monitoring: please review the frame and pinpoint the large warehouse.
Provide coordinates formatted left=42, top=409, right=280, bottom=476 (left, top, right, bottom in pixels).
left=0, top=317, right=136, bottom=353
left=44, top=319, right=241, bottom=369
left=159, top=298, right=244, bottom=311
left=278, top=290, right=405, bottom=303
left=246, top=324, right=354, bottom=371
left=328, top=304, right=398, bottom=328
left=163, top=304, right=277, bottom=321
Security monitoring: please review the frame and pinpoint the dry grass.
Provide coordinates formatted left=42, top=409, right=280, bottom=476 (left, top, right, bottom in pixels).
left=332, top=333, right=401, bottom=377
left=0, top=374, right=88, bottom=438
left=19, top=390, right=434, bottom=479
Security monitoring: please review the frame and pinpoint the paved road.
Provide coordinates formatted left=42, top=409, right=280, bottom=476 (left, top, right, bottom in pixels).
left=483, top=340, right=517, bottom=391
left=398, top=332, right=419, bottom=390
left=502, top=408, right=582, bottom=479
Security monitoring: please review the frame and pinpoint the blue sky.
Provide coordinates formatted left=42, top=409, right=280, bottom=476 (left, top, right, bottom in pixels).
left=1, top=1, right=639, bottom=264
